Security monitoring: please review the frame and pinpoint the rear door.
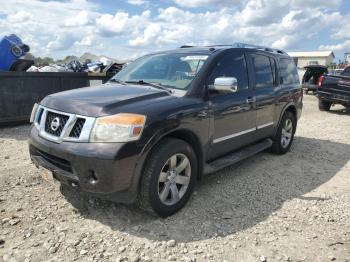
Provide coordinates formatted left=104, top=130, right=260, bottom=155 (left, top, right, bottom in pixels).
left=248, top=53, right=277, bottom=140
left=207, top=50, right=257, bottom=160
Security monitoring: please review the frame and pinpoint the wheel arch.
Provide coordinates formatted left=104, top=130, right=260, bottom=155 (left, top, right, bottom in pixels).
left=163, top=129, right=204, bottom=179
left=275, top=103, right=297, bottom=136
left=141, top=128, right=204, bottom=181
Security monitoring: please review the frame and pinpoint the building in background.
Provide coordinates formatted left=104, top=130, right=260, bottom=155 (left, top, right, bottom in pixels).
left=344, top=52, right=350, bottom=64
left=288, top=51, right=334, bottom=68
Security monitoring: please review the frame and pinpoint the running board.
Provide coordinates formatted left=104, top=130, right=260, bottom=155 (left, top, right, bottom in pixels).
left=203, top=138, right=272, bottom=175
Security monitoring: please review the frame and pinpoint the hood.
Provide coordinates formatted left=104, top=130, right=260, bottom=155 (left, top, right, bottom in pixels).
left=41, top=83, right=169, bottom=117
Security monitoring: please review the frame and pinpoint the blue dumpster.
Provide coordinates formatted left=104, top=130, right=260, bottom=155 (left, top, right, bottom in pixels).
left=0, top=34, right=30, bottom=71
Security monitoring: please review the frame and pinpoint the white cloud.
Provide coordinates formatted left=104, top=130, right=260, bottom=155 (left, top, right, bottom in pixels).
left=319, top=40, right=350, bottom=51
left=291, top=0, right=342, bottom=9
left=129, top=23, right=162, bottom=46
left=75, top=35, right=94, bottom=46
left=6, top=11, right=32, bottom=23
left=236, top=0, right=289, bottom=26
left=329, top=13, right=350, bottom=40
left=0, top=0, right=347, bottom=60
left=173, top=0, right=245, bottom=8
left=48, top=33, right=81, bottom=51
left=0, top=0, right=99, bottom=56
left=127, top=0, right=145, bottom=5
left=64, top=10, right=96, bottom=27
left=96, top=11, right=151, bottom=37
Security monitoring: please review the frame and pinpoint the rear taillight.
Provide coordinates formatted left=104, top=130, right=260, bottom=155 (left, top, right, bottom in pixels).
left=318, top=75, right=325, bottom=87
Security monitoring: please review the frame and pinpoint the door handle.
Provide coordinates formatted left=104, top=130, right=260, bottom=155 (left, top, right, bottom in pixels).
left=246, top=97, right=256, bottom=103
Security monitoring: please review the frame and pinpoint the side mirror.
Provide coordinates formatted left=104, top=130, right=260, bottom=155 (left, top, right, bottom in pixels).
left=210, top=77, right=238, bottom=93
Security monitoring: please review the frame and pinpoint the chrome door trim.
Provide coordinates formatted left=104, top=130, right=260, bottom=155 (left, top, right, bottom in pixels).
left=213, top=127, right=256, bottom=144
left=213, top=122, right=274, bottom=144
left=257, top=122, right=274, bottom=129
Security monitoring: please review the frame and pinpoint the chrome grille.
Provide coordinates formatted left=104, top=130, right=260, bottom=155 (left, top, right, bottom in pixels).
left=69, top=118, right=86, bottom=138
left=45, top=112, right=69, bottom=137
left=34, top=105, right=95, bottom=143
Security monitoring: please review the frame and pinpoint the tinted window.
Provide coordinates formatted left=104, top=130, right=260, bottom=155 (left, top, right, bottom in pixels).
left=207, top=52, right=249, bottom=91
left=279, top=58, right=300, bottom=84
left=113, top=53, right=208, bottom=90
left=269, top=57, right=277, bottom=86
left=251, top=54, right=274, bottom=88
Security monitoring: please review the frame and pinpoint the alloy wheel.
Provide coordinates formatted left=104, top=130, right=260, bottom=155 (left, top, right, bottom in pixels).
left=158, top=153, right=191, bottom=206
left=281, top=118, right=293, bottom=148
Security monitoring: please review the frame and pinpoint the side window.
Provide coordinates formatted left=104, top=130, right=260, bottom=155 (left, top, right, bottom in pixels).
left=207, top=52, right=249, bottom=91
left=251, top=54, right=274, bottom=88
left=279, top=58, right=300, bottom=84
left=269, top=57, right=278, bottom=86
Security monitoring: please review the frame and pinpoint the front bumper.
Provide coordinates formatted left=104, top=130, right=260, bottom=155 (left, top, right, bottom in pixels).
left=29, top=126, right=143, bottom=203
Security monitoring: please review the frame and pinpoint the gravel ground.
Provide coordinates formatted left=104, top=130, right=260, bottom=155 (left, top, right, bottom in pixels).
left=0, top=95, right=350, bottom=262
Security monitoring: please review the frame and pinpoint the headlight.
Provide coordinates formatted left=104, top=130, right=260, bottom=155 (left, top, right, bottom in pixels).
left=90, top=113, right=146, bottom=142
left=30, top=103, right=39, bottom=123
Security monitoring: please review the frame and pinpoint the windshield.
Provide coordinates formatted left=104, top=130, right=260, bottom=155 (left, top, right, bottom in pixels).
left=112, top=53, right=209, bottom=90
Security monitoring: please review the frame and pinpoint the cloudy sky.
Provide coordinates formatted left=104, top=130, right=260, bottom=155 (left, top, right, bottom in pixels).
left=1, top=0, right=349, bottom=60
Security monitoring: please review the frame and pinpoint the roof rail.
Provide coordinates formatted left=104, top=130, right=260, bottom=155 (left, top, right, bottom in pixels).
left=232, top=42, right=288, bottom=55
left=179, top=45, right=194, bottom=48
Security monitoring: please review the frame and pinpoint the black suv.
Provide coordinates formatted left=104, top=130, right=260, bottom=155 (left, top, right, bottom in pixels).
left=29, top=43, right=302, bottom=217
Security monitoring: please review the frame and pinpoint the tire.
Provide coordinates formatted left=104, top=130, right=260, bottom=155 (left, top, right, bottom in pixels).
left=271, top=111, right=296, bottom=155
left=318, top=100, right=331, bottom=111
left=138, top=138, right=197, bottom=217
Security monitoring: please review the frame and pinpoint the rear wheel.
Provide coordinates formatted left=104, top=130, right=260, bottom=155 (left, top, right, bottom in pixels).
left=318, top=100, right=331, bottom=111
left=138, top=138, right=197, bottom=217
left=271, top=111, right=296, bottom=155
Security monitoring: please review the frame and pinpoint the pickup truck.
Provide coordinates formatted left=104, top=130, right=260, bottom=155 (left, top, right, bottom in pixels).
left=317, top=66, right=350, bottom=111
left=302, top=65, right=328, bottom=94
left=29, top=43, right=302, bottom=217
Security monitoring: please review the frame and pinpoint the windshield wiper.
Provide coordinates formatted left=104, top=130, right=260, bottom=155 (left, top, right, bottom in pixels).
left=108, top=78, right=127, bottom=85
left=125, top=80, right=173, bottom=94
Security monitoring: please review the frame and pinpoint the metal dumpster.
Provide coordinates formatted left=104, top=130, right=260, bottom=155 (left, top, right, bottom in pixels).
left=0, top=72, right=111, bottom=124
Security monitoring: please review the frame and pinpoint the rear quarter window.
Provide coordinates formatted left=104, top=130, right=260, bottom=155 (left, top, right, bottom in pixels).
left=279, top=58, right=300, bottom=85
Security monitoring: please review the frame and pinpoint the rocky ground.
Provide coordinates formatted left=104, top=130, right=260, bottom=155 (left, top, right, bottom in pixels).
left=0, top=95, right=349, bottom=262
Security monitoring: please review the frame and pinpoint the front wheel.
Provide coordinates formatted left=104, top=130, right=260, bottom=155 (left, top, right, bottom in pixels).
left=271, top=111, right=296, bottom=155
left=138, top=138, right=197, bottom=217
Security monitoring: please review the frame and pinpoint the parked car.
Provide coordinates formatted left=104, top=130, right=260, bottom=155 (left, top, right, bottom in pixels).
left=333, top=68, right=344, bottom=75
left=29, top=43, right=303, bottom=217
left=302, top=65, right=328, bottom=94
left=317, top=66, right=350, bottom=111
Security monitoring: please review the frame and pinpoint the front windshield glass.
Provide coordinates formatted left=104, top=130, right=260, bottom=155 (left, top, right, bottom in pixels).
left=113, top=53, right=209, bottom=90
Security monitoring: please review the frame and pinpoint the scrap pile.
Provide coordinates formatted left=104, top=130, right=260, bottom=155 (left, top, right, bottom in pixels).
left=0, top=34, right=125, bottom=75
left=27, top=58, right=125, bottom=74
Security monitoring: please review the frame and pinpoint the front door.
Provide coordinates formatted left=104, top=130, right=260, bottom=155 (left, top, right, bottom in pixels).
left=207, top=51, right=257, bottom=160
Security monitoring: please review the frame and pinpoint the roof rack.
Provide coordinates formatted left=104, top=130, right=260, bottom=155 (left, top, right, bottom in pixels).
left=232, top=42, right=288, bottom=55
